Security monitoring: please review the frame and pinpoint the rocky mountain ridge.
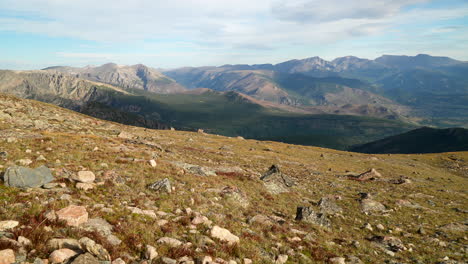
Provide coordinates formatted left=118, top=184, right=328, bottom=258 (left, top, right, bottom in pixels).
left=44, top=63, right=186, bottom=94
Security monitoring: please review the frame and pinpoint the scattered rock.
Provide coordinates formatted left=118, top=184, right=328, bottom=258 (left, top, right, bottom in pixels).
left=172, top=162, right=217, bottom=177
left=72, top=171, right=95, bottom=183
left=329, top=257, right=346, bottom=264
left=157, top=237, right=183, bottom=247
left=144, top=245, right=158, bottom=260
left=439, top=222, right=468, bottom=233
left=0, top=249, right=15, bottom=264
left=349, top=168, right=381, bottom=181
left=147, top=178, right=171, bottom=193
left=46, top=238, right=82, bottom=251
left=0, top=221, right=19, bottom=231
left=210, top=225, right=240, bottom=244
left=248, top=214, right=275, bottom=227
left=16, top=159, right=32, bottom=166
left=49, top=248, right=79, bottom=264
left=70, top=253, right=100, bottom=264
left=127, top=206, right=157, bottom=218
left=79, top=237, right=111, bottom=261
left=56, top=205, right=88, bottom=226
left=112, top=258, right=126, bottom=264
left=369, top=235, right=406, bottom=254
left=318, top=196, right=342, bottom=214
left=118, top=131, right=134, bottom=139
left=275, top=254, right=288, bottom=264
left=295, top=206, right=331, bottom=228
left=360, top=196, right=386, bottom=214
left=149, top=159, right=157, bottom=167
left=18, top=236, right=31, bottom=247
left=260, top=165, right=295, bottom=194
left=76, top=182, right=95, bottom=191
left=3, top=165, right=54, bottom=188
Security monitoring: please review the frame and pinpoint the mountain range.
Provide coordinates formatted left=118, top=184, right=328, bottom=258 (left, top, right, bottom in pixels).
left=0, top=53, right=466, bottom=151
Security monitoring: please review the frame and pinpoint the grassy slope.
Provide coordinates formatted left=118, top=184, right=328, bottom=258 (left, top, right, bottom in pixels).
left=0, top=93, right=466, bottom=263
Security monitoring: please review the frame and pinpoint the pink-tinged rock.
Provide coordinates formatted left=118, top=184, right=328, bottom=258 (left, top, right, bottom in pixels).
left=56, top=205, right=88, bottom=226
left=0, top=249, right=15, bottom=264
left=49, top=248, right=79, bottom=263
left=72, top=171, right=95, bottom=183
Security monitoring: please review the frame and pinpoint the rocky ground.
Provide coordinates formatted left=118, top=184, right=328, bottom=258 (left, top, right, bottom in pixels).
left=0, top=93, right=467, bottom=264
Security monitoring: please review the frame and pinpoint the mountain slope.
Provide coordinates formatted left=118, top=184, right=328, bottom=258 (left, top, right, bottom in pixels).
left=0, top=70, right=169, bottom=129
left=350, top=127, right=468, bottom=154
left=0, top=70, right=415, bottom=150
left=44, top=63, right=186, bottom=94
left=164, top=67, right=411, bottom=121
left=165, top=54, right=468, bottom=127
left=0, top=93, right=466, bottom=263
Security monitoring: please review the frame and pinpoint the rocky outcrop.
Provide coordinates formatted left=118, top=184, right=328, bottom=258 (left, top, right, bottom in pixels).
left=260, top=165, right=295, bottom=194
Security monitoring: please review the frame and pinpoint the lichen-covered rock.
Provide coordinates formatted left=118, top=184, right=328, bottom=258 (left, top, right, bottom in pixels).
left=147, top=178, right=171, bottom=193
left=79, top=237, right=111, bottom=261
left=260, top=165, right=295, bottom=194
left=295, top=206, right=331, bottom=228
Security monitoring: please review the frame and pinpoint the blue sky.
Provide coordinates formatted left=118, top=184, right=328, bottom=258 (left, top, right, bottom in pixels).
left=0, top=0, right=467, bottom=69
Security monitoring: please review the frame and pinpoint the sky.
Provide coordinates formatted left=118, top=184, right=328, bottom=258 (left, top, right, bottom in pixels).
left=0, top=0, right=467, bottom=70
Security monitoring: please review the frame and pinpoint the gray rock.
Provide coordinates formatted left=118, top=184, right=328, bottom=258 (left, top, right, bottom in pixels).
left=70, top=253, right=100, bottom=264
left=318, top=197, right=342, bottom=214
left=79, top=237, right=111, bottom=261
left=161, top=257, right=177, bottom=264
left=295, top=206, right=330, bottom=228
left=81, top=218, right=113, bottom=236
left=260, top=165, right=295, bottom=194
left=147, top=178, right=171, bottom=193
left=360, top=198, right=386, bottom=213
left=3, top=165, right=54, bottom=188
left=369, top=235, right=406, bottom=253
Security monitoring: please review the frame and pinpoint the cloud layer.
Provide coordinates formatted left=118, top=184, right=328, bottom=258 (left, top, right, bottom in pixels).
left=0, top=0, right=467, bottom=68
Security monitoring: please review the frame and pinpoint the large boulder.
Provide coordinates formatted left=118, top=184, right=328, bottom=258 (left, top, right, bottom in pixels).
left=260, top=165, right=295, bottom=194
left=3, top=165, right=54, bottom=188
